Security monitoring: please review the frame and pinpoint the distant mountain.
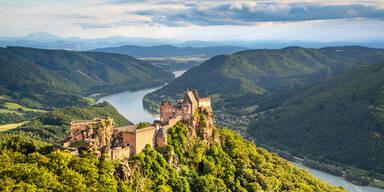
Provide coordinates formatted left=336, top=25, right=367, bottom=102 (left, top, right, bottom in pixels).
left=177, top=40, right=384, bottom=49
left=92, top=45, right=248, bottom=58
left=248, top=61, right=384, bottom=176
left=144, top=46, right=384, bottom=111
left=0, top=46, right=173, bottom=110
left=1, top=32, right=384, bottom=51
left=23, top=32, right=62, bottom=42
left=0, top=32, right=178, bottom=51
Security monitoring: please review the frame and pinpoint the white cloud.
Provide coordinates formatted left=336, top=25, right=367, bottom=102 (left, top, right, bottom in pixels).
left=0, top=0, right=383, bottom=42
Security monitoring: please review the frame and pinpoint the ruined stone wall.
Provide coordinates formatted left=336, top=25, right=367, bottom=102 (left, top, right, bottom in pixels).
left=198, top=97, right=211, bottom=108
left=113, top=125, right=136, bottom=137
left=163, top=116, right=182, bottom=130
left=59, top=118, right=115, bottom=158
left=111, top=147, right=131, bottom=160
left=160, top=101, right=173, bottom=123
left=174, top=105, right=183, bottom=116
left=135, top=127, right=156, bottom=154
left=182, top=104, right=191, bottom=120
left=184, top=91, right=199, bottom=114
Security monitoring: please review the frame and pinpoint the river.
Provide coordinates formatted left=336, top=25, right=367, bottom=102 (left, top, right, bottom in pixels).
left=97, top=70, right=186, bottom=124
left=98, top=69, right=383, bottom=192
left=291, top=162, right=383, bottom=192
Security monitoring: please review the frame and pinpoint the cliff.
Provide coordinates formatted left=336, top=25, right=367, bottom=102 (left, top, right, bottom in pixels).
left=55, top=118, right=115, bottom=157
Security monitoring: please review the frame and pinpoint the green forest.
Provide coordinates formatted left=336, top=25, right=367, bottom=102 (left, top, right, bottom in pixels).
left=143, top=46, right=384, bottom=186
left=144, top=46, right=384, bottom=111
left=0, top=46, right=173, bottom=125
left=249, top=62, right=384, bottom=183
left=0, top=118, right=346, bottom=191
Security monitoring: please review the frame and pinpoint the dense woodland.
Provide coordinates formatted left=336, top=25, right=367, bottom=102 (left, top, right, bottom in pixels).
left=249, top=62, right=384, bottom=182
left=0, top=117, right=346, bottom=191
left=144, top=46, right=384, bottom=111
left=0, top=46, right=173, bottom=125
left=1, top=45, right=384, bottom=190
left=143, top=46, right=384, bottom=185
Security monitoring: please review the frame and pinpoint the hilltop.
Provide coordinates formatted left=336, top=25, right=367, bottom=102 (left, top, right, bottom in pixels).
left=0, top=97, right=346, bottom=191
left=144, top=46, right=384, bottom=111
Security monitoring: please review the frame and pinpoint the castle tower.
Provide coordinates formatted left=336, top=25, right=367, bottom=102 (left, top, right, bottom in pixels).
left=160, top=99, right=172, bottom=123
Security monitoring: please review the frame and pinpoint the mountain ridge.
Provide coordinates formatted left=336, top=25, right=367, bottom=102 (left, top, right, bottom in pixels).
left=144, top=46, right=384, bottom=111
left=0, top=46, right=173, bottom=124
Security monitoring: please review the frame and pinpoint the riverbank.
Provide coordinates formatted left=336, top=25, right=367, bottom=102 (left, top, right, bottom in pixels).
left=97, top=70, right=186, bottom=124
left=257, top=142, right=384, bottom=191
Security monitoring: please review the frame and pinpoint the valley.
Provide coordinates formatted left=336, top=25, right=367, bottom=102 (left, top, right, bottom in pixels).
left=1, top=44, right=384, bottom=191
left=96, top=70, right=384, bottom=192
left=142, top=46, right=384, bottom=189
left=2, top=1, right=384, bottom=191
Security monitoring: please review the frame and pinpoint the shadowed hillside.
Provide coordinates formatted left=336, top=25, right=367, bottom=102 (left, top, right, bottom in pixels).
left=248, top=62, right=384, bottom=177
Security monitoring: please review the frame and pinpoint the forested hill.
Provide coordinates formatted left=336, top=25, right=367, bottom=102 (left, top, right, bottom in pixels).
left=92, top=45, right=248, bottom=58
left=0, top=46, right=173, bottom=110
left=249, top=61, right=384, bottom=177
left=144, top=46, right=384, bottom=111
left=0, top=116, right=346, bottom=191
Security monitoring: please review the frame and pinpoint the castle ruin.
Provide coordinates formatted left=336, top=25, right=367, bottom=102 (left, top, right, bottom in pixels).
left=55, top=89, right=212, bottom=160
left=160, top=89, right=211, bottom=124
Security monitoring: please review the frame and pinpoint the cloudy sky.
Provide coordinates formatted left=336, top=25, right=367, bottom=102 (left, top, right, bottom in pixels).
left=1, top=0, right=384, bottom=42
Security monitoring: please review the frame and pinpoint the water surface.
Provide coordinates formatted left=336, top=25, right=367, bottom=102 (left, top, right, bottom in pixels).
left=97, top=70, right=186, bottom=124
left=292, top=162, right=384, bottom=192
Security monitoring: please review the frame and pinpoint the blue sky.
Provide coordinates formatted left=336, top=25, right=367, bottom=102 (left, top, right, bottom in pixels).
left=1, top=0, right=384, bottom=41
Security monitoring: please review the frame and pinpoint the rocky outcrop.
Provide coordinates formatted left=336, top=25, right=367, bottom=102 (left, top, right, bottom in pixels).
left=55, top=118, right=115, bottom=158
left=115, top=161, right=133, bottom=181
left=155, top=127, right=167, bottom=147
left=190, top=107, right=216, bottom=145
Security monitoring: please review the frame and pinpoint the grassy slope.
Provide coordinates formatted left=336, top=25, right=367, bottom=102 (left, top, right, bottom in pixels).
left=248, top=62, right=384, bottom=174
left=144, top=46, right=384, bottom=111
left=0, top=121, right=27, bottom=132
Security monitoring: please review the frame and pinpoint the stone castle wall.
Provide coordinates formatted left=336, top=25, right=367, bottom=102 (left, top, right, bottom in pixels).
left=163, top=116, right=183, bottom=130
left=56, top=89, right=212, bottom=161
left=160, top=100, right=173, bottom=123
left=198, top=97, right=211, bottom=108
left=135, top=126, right=156, bottom=154
left=111, top=147, right=130, bottom=161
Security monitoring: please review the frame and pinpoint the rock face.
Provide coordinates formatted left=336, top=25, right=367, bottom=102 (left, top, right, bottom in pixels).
left=190, top=107, right=216, bottom=145
left=155, top=127, right=167, bottom=148
left=56, top=118, right=115, bottom=158
left=115, top=161, right=133, bottom=181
